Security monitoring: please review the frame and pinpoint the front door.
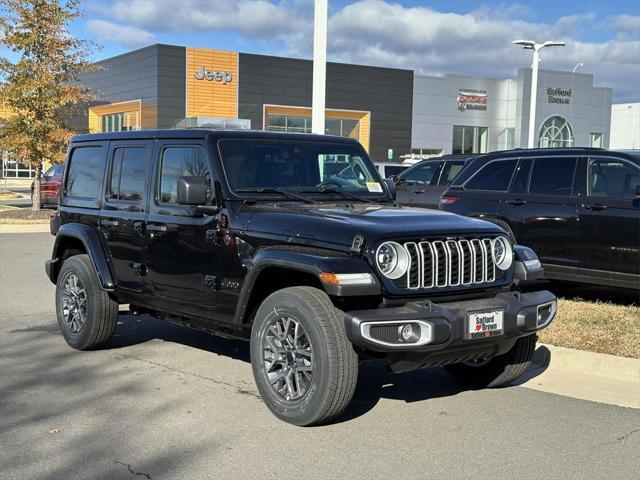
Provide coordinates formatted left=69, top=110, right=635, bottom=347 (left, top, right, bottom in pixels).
left=395, top=161, right=442, bottom=207
left=99, top=141, right=153, bottom=292
left=144, top=141, right=220, bottom=307
left=577, top=155, right=640, bottom=276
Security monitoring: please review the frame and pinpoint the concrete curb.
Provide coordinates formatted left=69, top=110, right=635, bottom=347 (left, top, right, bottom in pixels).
left=0, top=223, right=50, bottom=234
left=534, top=343, right=639, bottom=384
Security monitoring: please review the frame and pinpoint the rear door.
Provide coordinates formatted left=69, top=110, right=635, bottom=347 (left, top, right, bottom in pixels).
left=395, top=161, right=442, bottom=207
left=501, top=155, right=578, bottom=266
left=144, top=140, right=220, bottom=307
left=99, top=141, right=153, bottom=292
left=577, top=155, right=640, bottom=275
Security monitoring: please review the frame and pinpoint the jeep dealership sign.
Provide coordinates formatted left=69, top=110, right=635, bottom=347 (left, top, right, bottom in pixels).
left=194, top=65, right=233, bottom=84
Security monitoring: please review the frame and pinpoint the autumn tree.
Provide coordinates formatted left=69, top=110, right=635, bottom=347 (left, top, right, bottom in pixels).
left=0, top=0, right=97, bottom=210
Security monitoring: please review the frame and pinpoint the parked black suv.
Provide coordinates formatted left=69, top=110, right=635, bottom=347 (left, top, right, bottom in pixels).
left=395, top=155, right=475, bottom=209
left=46, top=130, right=556, bottom=425
left=440, top=148, right=640, bottom=289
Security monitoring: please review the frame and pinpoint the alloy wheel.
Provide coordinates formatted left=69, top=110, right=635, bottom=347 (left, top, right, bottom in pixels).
left=61, top=273, right=87, bottom=334
left=261, top=314, right=313, bottom=401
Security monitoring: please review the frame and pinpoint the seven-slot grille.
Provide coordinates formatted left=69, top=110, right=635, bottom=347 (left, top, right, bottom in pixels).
left=403, top=238, right=496, bottom=289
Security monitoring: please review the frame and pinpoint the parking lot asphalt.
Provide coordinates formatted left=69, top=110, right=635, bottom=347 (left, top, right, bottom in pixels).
left=1, top=232, right=639, bottom=480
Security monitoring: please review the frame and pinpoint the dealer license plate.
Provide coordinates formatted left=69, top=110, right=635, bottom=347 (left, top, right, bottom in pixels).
left=467, top=310, right=504, bottom=339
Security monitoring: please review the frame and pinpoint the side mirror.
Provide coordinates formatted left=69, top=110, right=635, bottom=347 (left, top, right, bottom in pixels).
left=389, top=175, right=398, bottom=183
left=384, top=178, right=396, bottom=200
left=177, top=176, right=208, bottom=206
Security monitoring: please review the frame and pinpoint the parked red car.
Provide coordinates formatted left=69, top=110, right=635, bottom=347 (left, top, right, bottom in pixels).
left=31, top=163, right=63, bottom=208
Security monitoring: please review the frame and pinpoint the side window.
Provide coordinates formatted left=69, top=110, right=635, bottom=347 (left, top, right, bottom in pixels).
left=588, top=157, right=640, bottom=199
left=400, top=162, right=439, bottom=185
left=438, top=161, right=465, bottom=186
left=53, top=164, right=64, bottom=177
left=43, top=166, right=56, bottom=177
left=510, top=157, right=532, bottom=194
left=465, top=159, right=517, bottom=191
left=108, top=147, right=150, bottom=202
left=66, top=146, right=105, bottom=199
left=159, top=146, right=210, bottom=204
left=529, top=157, right=577, bottom=195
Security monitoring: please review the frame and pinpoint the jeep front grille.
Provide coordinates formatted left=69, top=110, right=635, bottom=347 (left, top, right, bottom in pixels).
left=403, top=238, right=496, bottom=289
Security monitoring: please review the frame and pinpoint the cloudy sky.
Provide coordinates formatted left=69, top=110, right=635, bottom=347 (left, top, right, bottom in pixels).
left=3, top=0, right=640, bottom=101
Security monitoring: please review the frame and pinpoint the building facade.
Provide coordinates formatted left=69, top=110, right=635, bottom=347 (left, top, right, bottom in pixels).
left=411, top=68, right=612, bottom=158
left=610, top=103, right=640, bottom=149
left=77, top=44, right=413, bottom=162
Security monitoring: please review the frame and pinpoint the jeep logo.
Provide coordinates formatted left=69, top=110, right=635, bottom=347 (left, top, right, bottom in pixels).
left=194, top=65, right=232, bottom=84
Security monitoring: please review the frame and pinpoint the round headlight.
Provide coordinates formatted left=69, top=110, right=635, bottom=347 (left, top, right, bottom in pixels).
left=375, top=241, right=410, bottom=279
left=492, top=236, right=513, bottom=271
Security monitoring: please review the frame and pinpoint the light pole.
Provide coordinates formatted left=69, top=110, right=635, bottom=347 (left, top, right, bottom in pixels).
left=572, top=62, right=584, bottom=73
left=312, top=0, right=328, bottom=135
left=513, top=40, right=566, bottom=148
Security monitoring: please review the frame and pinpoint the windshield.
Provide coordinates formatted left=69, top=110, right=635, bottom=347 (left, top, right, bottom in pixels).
left=218, top=139, right=387, bottom=198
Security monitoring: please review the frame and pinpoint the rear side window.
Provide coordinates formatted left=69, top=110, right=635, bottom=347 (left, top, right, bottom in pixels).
left=588, top=157, right=639, bottom=199
left=465, top=159, right=517, bottom=191
left=529, top=157, right=577, bottom=195
left=510, top=158, right=532, bottom=194
left=438, top=161, right=465, bottom=186
left=159, top=146, right=210, bottom=204
left=384, top=165, right=408, bottom=177
left=400, top=162, right=440, bottom=185
left=108, top=147, right=150, bottom=202
left=66, top=146, right=105, bottom=199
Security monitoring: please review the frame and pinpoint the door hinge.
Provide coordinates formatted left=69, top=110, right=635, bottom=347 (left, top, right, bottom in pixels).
left=204, top=275, right=220, bottom=291
left=132, top=263, right=146, bottom=277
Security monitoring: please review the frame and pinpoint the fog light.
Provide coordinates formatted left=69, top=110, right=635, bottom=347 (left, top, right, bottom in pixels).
left=398, top=323, right=420, bottom=343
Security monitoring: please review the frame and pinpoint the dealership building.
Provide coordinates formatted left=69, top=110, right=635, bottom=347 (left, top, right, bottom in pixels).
left=0, top=43, right=618, bottom=177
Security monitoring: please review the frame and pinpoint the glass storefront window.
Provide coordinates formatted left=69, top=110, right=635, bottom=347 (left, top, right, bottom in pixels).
left=100, top=111, right=140, bottom=133
left=453, top=126, right=488, bottom=154
left=1, top=150, right=37, bottom=178
left=590, top=132, right=603, bottom=148
left=266, top=113, right=359, bottom=140
left=538, top=116, right=573, bottom=148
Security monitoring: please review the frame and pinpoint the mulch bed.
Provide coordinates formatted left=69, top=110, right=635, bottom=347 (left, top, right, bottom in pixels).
left=0, top=208, right=54, bottom=224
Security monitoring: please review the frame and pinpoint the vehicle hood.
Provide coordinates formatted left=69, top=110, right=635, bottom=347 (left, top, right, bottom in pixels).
left=233, top=202, right=504, bottom=250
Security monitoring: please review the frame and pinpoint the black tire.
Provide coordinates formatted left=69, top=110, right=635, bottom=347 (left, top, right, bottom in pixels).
left=55, top=254, right=118, bottom=350
left=445, top=334, right=537, bottom=388
left=250, top=286, right=358, bottom=426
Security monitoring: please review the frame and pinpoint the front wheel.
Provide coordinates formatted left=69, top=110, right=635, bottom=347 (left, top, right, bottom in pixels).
left=445, top=334, right=537, bottom=388
left=250, top=286, right=358, bottom=426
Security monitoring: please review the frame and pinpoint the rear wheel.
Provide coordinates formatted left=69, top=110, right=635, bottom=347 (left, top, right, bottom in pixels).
left=55, top=254, right=118, bottom=350
left=250, top=286, right=358, bottom=426
left=445, top=334, right=537, bottom=388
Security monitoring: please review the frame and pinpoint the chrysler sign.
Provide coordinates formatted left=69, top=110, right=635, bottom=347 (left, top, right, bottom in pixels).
left=194, top=65, right=233, bottom=84
left=457, top=89, right=488, bottom=111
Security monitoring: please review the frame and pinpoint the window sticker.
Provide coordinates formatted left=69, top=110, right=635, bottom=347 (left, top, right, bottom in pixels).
left=366, top=181, right=383, bottom=193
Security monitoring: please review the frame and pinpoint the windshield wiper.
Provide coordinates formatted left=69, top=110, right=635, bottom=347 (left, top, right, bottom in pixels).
left=235, top=187, right=316, bottom=203
left=301, top=187, right=373, bottom=204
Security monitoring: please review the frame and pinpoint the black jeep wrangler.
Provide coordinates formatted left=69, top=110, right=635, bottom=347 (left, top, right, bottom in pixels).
left=46, top=130, right=556, bottom=426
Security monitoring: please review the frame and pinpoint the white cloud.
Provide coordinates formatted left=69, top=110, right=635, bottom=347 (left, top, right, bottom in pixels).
left=108, top=0, right=308, bottom=39
left=86, top=19, right=156, bottom=48
left=86, top=0, right=639, bottom=102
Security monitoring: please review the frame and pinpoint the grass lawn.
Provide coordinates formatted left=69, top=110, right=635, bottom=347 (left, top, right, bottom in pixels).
left=539, top=298, right=639, bottom=358
left=0, top=204, right=18, bottom=211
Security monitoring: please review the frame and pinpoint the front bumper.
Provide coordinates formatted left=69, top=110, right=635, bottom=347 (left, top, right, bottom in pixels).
left=344, top=290, right=556, bottom=370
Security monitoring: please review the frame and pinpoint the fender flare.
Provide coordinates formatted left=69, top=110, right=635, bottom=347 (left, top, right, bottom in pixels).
left=233, top=247, right=381, bottom=323
left=47, top=223, right=116, bottom=290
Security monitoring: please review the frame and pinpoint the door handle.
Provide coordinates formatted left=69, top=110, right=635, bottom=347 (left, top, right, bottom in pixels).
left=133, top=221, right=145, bottom=233
left=147, top=224, right=167, bottom=232
left=413, top=190, right=426, bottom=194
left=584, top=203, right=607, bottom=211
left=505, top=199, right=527, bottom=206
left=100, top=219, right=119, bottom=227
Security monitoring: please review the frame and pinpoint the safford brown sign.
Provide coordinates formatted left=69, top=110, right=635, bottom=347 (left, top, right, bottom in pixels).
left=546, top=87, right=571, bottom=104
left=457, top=89, right=488, bottom=111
